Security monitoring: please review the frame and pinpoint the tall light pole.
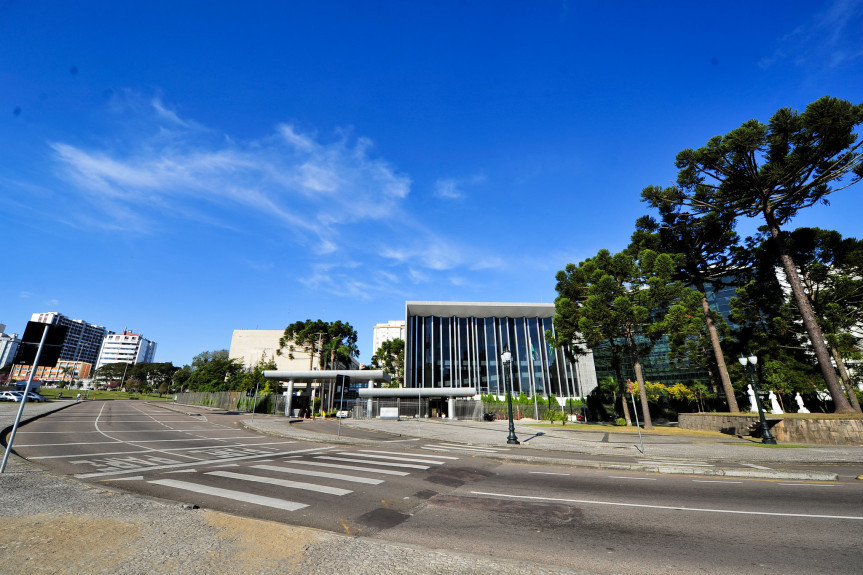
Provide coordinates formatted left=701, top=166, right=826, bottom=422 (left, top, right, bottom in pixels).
left=501, top=351, right=519, bottom=445
left=738, top=355, right=777, bottom=445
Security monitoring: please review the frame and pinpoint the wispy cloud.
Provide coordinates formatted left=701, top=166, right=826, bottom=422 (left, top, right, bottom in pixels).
left=29, top=92, right=519, bottom=302
left=48, top=99, right=411, bottom=250
left=433, top=174, right=486, bottom=200
left=759, top=0, right=863, bottom=70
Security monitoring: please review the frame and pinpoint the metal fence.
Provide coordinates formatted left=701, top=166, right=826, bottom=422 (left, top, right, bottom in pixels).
left=174, top=392, right=584, bottom=422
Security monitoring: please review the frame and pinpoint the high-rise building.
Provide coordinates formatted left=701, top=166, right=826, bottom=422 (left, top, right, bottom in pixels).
left=28, top=312, right=109, bottom=366
left=372, top=320, right=406, bottom=355
left=0, top=324, right=21, bottom=369
left=95, top=330, right=157, bottom=368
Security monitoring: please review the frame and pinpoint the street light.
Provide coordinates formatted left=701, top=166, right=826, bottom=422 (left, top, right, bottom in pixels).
left=500, top=351, right=519, bottom=445
left=738, top=354, right=777, bottom=445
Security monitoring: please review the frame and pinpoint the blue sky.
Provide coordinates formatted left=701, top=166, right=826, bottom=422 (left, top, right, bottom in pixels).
left=2, top=1, right=862, bottom=366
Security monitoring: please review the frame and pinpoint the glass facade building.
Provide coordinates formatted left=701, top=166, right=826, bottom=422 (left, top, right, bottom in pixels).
left=405, top=302, right=597, bottom=398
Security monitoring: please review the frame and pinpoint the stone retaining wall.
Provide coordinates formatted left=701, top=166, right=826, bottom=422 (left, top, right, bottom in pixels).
left=678, top=413, right=863, bottom=446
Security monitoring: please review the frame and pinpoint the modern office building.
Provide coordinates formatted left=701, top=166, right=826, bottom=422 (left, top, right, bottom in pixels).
left=372, top=320, right=406, bottom=354
left=95, top=330, right=157, bottom=368
left=404, top=301, right=597, bottom=398
left=0, top=324, right=20, bottom=369
left=28, top=312, right=110, bottom=366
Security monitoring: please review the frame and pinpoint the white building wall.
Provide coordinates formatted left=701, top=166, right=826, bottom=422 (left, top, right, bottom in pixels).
left=229, top=329, right=313, bottom=371
left=372, top=320, right=406, bottom=355
left=96, top=331, right=157, bottom=368
left=0, top=324, right=20, bottom=369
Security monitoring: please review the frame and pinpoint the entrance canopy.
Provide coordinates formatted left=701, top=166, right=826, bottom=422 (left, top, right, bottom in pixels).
left=358, top=387, right=477, bottom=398
left=263, top=370, right=391, bottom=385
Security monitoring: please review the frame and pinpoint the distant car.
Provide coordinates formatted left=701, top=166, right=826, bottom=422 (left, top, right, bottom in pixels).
left=336, top=410, right=351, bottom=418
left=0, top=391, right=46, bottom=403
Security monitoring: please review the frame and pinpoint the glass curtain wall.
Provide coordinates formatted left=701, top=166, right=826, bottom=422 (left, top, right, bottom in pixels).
left=406, top=313, right=582, bottom=397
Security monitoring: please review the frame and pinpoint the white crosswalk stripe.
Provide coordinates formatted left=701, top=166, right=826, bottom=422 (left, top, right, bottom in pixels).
left=316, top=455, right=429, bottom=469
left=282, top=459, right=410, bottom=476
left=357, top=449, right=459, bottom=461
left=206, top=470, right=352, bottom=495
left=149, top=479, right=308, bottom=511
left=424, top=444, right=501, bottom=453
left=251, top=464, right=384, bottom=485
left=349, top=451, right=450, bottom=464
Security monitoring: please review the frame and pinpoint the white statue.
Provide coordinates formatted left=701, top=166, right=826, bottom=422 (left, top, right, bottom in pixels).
left=768, top=391, right=784, bottom=414
left=794, top=392, right=810, bottom=414
left=746, top=384, right=758, bottom=412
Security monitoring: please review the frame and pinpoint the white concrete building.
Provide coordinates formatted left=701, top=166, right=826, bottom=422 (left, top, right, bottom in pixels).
left=372, top=320, right=406, bottom=356
left=230, top=329, right=361, bottom=371
left=96, top=330, right=157, bottom=368
left=0, top=324, right=20, bottom=369
left=230, top=329, right=313, bottom=371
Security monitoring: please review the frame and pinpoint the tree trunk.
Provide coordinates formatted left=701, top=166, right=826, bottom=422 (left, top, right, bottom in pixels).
left=830, top=346, right=863, bottom=413
left=765, top=213, right=855, bottom=413
left=609, top=343, right=632, bottom=425
left=627, top=331, right=653, bottom=430
left=695, top=281, right=739, bottom=412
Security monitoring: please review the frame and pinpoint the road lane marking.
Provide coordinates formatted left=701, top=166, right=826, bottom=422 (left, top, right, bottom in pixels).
left=353, top=451, right=449, bottom=464
left=529, top=472, right=571, bottom=476
left=29, top=441, right=295, bottom=460
left=362, top=449, right=459, bottom=460
left=778, top=483, right=839, bottom=487
left=315, top=456, right=428, bottom=469
left=436, top=443, right=501, bottom=452
left=207, top=470, right=352, bottom=495
left=639, top=460, right=714, bottom=467
left=149, top=479, right=307, bottom=511
left=252, top=464, right=385, bottom=485
left=284, top=460, right=410, bottom=476
left=75, top=446, right=335, bottom=479
left=470, top=491, right=863, bottom=520
left=609, top=476, right=657, bottom=481
left=741, top=463, right=773, bottom=470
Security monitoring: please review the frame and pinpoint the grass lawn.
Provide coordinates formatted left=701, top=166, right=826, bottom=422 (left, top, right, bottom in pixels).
left=38, top=388, right=169, bottom=401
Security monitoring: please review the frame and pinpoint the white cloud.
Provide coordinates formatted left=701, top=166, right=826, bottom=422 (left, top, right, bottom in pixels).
left=760, top=0, right=863, bottom=70
left=433, top=174, right=486, bottom=200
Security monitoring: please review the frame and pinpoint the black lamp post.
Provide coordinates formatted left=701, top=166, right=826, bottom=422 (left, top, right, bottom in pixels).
left=738, top=354, right=777, bottom=445
left=501, top=351, right=519, bottom=445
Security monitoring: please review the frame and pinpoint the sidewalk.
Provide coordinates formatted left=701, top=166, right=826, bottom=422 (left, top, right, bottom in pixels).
left=243, top=414, right=863, bottom=482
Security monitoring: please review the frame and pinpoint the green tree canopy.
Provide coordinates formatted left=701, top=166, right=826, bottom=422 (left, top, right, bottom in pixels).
left=370, top=338, right=405, bottom=387
left=651, top=96, right=863, bottom=413
left=634, top=194, right=743, bottom=411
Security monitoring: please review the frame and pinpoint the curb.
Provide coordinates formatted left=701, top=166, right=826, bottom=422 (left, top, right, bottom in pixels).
left=241, top=420, right=839, bottom=482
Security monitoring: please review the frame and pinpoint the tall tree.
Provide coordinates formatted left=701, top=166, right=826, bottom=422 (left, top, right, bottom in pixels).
left=663, top=96, right=863, bottom=413
left=633, top=198, right=743, bottom=412
left=554, top=248, right=687, bottom=429
left=756, top=227, right=863, bottom=412
left=370, top=338, right=405, bottom=387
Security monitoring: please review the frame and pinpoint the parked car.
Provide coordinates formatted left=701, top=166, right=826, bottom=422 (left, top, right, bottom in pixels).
left=0, top=391, right=46, bottom=402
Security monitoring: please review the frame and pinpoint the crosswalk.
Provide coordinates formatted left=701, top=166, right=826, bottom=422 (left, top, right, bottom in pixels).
left=422, top=443, right=503, bottom=454
left=141, top=449, right=457, bottom=512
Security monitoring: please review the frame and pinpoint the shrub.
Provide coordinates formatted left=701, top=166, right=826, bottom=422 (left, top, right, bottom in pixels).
left=615, top=417, right=626, bottom=426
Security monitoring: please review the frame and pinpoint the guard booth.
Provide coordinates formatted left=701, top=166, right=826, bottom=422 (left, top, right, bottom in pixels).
left=357, top=387, right=478, bottom=420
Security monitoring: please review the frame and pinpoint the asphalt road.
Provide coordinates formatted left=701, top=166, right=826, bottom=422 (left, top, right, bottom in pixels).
left=12, top=401, right=863, bottom=575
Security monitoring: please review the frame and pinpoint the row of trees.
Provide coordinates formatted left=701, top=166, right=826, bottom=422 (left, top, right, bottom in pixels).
left=553, top=96, right=863, bottom=427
